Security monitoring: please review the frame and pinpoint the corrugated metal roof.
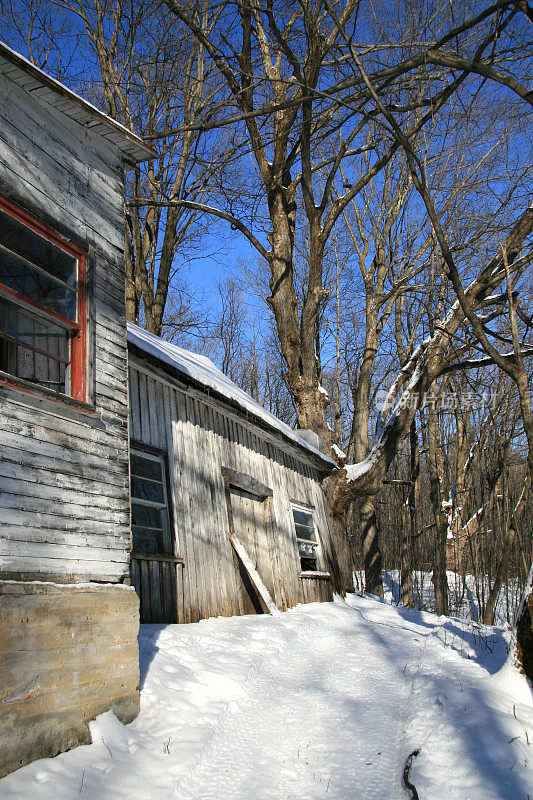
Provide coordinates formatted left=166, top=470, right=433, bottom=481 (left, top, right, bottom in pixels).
left=0, top=41, right=154, bottom=164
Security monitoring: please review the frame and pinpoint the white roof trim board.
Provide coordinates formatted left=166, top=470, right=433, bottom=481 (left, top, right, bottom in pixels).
left=0, top=41, right=153, bottom=164
left=127, top=323, right=336, bottom=468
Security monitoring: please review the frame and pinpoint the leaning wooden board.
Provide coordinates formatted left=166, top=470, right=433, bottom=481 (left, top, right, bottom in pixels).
left=229, top=533, right=281, bottom=617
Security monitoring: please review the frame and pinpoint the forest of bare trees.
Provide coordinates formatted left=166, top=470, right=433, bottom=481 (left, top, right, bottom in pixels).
left=2, top=0, right=531, bottom=663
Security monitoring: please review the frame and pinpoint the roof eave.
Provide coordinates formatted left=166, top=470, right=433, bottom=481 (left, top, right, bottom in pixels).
left=127, top=341, right=336, bottom=474
left=0, top=41, right=154, bottom=164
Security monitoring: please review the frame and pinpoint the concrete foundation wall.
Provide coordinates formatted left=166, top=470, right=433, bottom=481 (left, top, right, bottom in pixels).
left=0, top=581, right=140, bottom=778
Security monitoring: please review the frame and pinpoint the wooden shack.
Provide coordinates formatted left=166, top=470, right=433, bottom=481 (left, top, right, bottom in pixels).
left=0, top=43, right=152, bottom=776
left=127, top=324, right=343, bottom=624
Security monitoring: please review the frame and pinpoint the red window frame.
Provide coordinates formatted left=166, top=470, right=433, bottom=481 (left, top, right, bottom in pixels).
left=0, top=195, right=87, bottom=402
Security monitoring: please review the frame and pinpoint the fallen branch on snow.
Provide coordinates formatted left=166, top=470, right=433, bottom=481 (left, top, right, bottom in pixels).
left=403, top=749, right=420, bottom=800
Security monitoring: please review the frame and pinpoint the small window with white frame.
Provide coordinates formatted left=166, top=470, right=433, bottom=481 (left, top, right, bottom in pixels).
left=130, top=445, right=173, bottom=556
left=292, top=503, right=320, bottom=572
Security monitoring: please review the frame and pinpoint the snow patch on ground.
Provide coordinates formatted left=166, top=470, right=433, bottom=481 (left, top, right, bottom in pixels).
left=1, top=597, right=531, bottom=799
left=365, top=569, right=523, bottom=628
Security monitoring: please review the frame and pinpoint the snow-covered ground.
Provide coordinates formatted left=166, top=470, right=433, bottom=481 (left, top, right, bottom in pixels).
left=1, top=595, right=531, bottom=799
left=356, top=570, right=523, bottom=628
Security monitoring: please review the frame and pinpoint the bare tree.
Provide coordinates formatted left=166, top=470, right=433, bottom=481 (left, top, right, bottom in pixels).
left=2, top=0, right=229, bottom=335
left=159, top=0, right=532, bottom=596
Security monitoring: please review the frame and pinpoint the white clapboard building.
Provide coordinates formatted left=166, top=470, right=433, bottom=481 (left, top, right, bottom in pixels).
left=127, top=324, right=343, bottom=624
left=0, top=43, right=151, bottom=777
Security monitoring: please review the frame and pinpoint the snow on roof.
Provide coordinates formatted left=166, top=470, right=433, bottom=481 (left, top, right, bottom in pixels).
left=127, top=323, right=336, bottom=468
left=0, top=41, right=153, bottom=164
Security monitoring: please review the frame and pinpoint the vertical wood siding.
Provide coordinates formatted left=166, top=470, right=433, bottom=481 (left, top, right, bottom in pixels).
left=129, top=356, right=341, bottom=621
left=0, top=74, right=131, bottom=583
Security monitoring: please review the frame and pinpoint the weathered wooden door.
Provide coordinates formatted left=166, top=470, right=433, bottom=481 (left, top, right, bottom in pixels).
left=229, top=487, right=277, bottom=615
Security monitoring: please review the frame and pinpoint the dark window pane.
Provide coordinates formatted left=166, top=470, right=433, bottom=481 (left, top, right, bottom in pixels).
left=131, top=503, right=163, bottom=529
left=132, top=527, right=165, bottom=555
left=131, top=452, right=163, bottom=482
left=294, top=522, right=317, bottom=542
left=0, top=208, right=77, bottom=288
left=131, top=475, right=164, bottom=504
left=0, top=249, right=76, bottom=320
left=0, top=336, right=15, bottom=375
left=300, top=556, right=318, bottom=571
left=0, top=296, right=69, bottom=393
left=293, top=509, right=313, bottom=527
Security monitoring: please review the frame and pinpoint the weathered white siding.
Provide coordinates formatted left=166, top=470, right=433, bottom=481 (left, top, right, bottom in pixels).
left=0, top=72, right=131, bottom=583
left=128, top=353, right=342, bottom=622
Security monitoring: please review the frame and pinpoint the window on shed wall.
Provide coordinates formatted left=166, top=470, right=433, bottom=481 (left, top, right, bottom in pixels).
left=130, top=447, right=173, bottom=555
left=292, top=504, right=320, bottom=572
left=0, top=196, right=87, bottom=401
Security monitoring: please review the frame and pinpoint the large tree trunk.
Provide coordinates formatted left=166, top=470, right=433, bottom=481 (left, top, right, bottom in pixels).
left=324, top=492, right=356, bottom=593
left=426, top=396, right=449, bottom=616
left=400, top=502, right=414, bottom=607
left=400, top=420, right=419, bottom=607
left=511, top=564, right=533, bottom=684
left=350, top=321, right=384, bottom=597
left=483, top=524, right=516, bottom=626
left=432, top=510, right=449, bottom=617
left=486, top=474, right=531, bottom=627
left=360, top=496, right=383, bottom=597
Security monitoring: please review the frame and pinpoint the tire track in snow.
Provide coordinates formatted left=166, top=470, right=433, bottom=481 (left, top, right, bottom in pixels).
left=168, top=601, right=414, bottom=800
left=397, top=617, right=529, bottom=800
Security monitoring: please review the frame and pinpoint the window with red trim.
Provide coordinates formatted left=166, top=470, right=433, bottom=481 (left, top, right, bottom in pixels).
left=0, top=197, right=87, bottom=402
